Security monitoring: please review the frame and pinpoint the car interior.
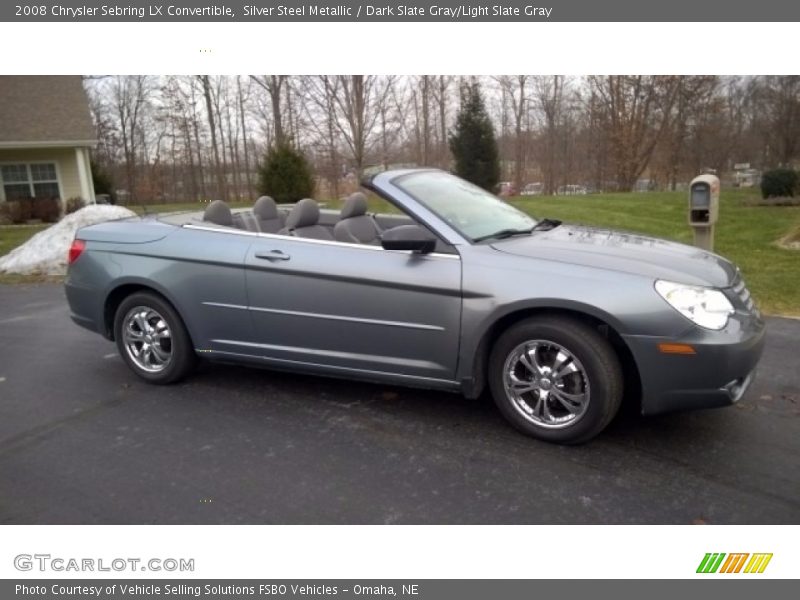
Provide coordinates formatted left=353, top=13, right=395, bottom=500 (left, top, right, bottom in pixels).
left=176, top=192, right=455, bottom=253
left=333, top=192, right=383, bottom=244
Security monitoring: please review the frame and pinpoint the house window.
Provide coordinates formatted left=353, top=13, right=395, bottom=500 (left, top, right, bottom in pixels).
left=1, top=163, right=60, bottom=201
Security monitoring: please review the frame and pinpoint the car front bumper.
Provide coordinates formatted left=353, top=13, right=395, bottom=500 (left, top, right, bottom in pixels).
left=622, top=312, right=766, bottom=415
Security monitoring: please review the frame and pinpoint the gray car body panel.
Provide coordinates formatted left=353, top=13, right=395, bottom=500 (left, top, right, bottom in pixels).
left=65, top=169, right=765, bottom=415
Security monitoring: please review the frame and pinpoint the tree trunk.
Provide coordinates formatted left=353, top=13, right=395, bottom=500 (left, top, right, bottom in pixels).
left=438, top=76, right=449, bottom=167
left=200, top=75, right=226, bottom=201
left=237, top=76, right=253, bottom=197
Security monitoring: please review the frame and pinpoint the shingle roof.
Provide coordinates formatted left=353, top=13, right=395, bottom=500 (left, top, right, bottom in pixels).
left=0, top=76, right=96, bottom=145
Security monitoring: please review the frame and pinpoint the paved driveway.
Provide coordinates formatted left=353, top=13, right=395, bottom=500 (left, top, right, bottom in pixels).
left=0, top=283, right=798, bottom=524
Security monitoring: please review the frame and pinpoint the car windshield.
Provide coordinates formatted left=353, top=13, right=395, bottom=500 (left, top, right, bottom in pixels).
left=393, top=171, right=537, bottom=242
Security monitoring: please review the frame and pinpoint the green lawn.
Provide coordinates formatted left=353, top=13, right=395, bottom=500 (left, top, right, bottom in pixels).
left=2, top=191, right=799, bottom=315
left=783, top=222, right=800, bottom=245
left=509, top=189, right=800, bottom=316
left=0, top=224, right=48, bottom=257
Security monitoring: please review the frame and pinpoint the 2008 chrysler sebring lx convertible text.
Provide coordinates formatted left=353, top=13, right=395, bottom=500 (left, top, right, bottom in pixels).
left=65, top=169, right=765, bottom=443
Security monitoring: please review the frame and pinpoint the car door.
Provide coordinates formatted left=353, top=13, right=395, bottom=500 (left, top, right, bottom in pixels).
left=240, top=235, right=462, bottom=382
left=155, top=225, right=256, bottom=352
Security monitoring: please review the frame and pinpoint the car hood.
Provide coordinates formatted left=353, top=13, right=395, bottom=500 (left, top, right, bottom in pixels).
left=490, top=224, right=737, bottom=287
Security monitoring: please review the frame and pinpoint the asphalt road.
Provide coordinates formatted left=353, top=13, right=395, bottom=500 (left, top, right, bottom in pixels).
left=0, top=283, right=798, bottom=524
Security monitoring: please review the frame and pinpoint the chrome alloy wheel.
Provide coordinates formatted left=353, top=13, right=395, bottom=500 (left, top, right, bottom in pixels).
left=121, top=306, right=173, bottom=373
left=502, top=339, right=590, bottom=429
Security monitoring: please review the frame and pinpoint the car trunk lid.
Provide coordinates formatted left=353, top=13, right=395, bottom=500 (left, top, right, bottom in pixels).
left=77, top=218, right=171, bottom=244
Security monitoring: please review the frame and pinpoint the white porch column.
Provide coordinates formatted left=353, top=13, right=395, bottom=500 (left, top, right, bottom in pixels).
left=75, top=146, right=96, bottom=204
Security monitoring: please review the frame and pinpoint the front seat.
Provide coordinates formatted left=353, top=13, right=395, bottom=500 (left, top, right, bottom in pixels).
left=253, top=195, right=284, bottom=233
left=279, top=198, right=334, bottom=240
left=202, top=200, right=233, bottom=227
left=333, top=192, right=382, bottom=244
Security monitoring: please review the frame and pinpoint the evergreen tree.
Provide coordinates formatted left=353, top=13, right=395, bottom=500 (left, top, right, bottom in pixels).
left=448, top=81, right=500, bottom=191
left=258, top=143, right=315, bottom=203
left=90, top=159, right=114, bottom=197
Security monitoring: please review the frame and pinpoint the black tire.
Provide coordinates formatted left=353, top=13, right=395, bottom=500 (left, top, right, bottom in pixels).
left=488, top=315, right=623, bottom=444
left=113, top=291, right=196, bottom=384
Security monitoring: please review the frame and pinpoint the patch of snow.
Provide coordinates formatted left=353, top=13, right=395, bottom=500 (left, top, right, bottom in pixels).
left=0, top=205, right=136, bottom=275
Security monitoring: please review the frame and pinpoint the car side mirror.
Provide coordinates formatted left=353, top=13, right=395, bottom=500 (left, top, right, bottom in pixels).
left=380, top=224, right=437, bottom=254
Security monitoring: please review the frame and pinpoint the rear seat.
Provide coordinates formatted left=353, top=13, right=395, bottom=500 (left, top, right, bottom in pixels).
left=232, top=211, right=259, bottom=232
left=334, top=192, right=382, bottom=244
left=206, top=197, right=335, bottom=240
left=253, top=196, right=285, bottom=233
left=202, top=200, right=234, bottom=227
left=278, top=198, right=334, bottom=240
left=224, top=196, right=286, bottom=233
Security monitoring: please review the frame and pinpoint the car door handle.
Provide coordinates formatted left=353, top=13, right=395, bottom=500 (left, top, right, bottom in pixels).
left=255, top=250, right=291, bottom=262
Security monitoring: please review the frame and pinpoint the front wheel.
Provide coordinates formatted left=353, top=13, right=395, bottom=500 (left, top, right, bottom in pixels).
left=114, top=291, right=196, bottom=384
left=488, top=316, right=623, bottom=444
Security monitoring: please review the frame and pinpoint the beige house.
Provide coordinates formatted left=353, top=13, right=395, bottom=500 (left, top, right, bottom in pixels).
left=0, top=76, right=96, bottom=206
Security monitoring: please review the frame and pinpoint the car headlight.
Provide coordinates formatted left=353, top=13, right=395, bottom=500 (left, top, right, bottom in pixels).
left=655, top=280, right=734, bottom=330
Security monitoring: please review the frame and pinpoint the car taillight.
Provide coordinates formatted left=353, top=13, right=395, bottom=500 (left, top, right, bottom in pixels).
left=68, top=239, right=86, bottom=265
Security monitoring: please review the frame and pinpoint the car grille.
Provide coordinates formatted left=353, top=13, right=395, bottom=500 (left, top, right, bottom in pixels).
left=731, top=271, right=756, bottom=313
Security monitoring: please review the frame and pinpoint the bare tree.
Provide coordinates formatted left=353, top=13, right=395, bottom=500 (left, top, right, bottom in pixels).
left=301, top=75, right=343, bottom=196
left=198, top=75, right=226, bottom=201
left=98, top=75, right=153, bottom=202
left=221, top=79, right=243, bottom=200
left=188, top=78, right=207, bottom=199
left=722, top=76, right=760, bottom=167
left=237, top=76, right=254, bottom=194
left=532, top=76, right=565, bottom=194
left=433, top=76, right=453, bottom=166
left=497, top=76, right=529, bottom=191
left=661, top=76, right=718, bottom=189
left=419, top=76, right=432, bottom=165
left=388, top=79, right=419, bottom=163
left=588, top=75, right=681, bottom=191
left=84, top=74, right=800, bottom=202
left=330, top=75, right=388, bottom=178
left=761, top=75, right=800, bottom=166
left=250, top=75, right=288, bottom=147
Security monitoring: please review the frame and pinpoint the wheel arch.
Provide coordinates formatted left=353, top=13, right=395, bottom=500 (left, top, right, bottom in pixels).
left=462, top=303, right=642, bottom=411
left=103, top=279, right=193, bottom=345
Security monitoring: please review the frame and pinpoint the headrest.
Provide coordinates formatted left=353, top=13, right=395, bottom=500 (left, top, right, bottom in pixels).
left=253, top=195, right=278, bottom=220
left=340, top=192, right=368, bottom=219
left=285, top=198, right=320, bottom=229
left=203, top=200, right=233, bottom=227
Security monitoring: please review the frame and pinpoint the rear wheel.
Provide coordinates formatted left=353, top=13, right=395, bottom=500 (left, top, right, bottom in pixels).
left=114, top=291, right=196, bottom=384
left=488, top=316, right=623, bottom=444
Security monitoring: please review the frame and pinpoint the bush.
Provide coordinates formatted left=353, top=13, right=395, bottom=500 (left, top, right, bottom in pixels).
left=257, top=143, right=315, bottom=204
left=4, top=199, right=32, bottom=224
left=91, top=158, right=114, bottom=197
left=65, top=197, right=85, bottom=214
left=3, top=200, right=28, bottom=225
left=2, top=201, right=19, bottom=223
left=0, top=198, right=61, bottom=223
left=32, top=197, right=61, bottom=223
left=18, top=199, right=34, bottom=222
left=761, top=168, right=798, bottom=198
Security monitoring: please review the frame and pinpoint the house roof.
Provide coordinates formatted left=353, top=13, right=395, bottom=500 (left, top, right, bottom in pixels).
left=0, top=76, right=97, bottom=147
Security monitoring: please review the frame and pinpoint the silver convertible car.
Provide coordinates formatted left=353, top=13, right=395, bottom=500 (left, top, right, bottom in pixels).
left=65, top=169, right=765, bottom=443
